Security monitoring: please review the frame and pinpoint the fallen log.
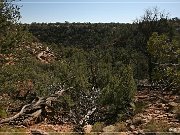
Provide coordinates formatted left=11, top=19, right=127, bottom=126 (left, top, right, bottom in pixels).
left=0, top=104, right=31, bottom=124
left=23, top=109, right=42, bottom=126
left=0, top=90, right=65, bottom=125
left=0, top=86, right=103, bottom=132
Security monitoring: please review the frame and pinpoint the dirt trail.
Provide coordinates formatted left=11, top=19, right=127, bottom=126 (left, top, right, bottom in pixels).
left=126, top=89, right=180, bottom=133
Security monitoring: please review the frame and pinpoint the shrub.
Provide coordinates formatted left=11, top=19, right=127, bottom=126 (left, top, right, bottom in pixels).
left=115, top=122, right=127, bottom=132
left=92, top=122, right=105, bottom=132
left=143, top=119, right=170, bottom=132
left=147, top=32, right=180, bottom=92
left=100, top=65, right=136, bottom=113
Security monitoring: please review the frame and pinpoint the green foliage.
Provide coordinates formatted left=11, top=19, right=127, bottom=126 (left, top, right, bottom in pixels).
left=0, top=42, right=137, bottom=124
left=2, top=4, right=179, bottom=126
left=0, top=107, right=7, bottom=118
left=28, top=23, right=127, bottom=48
left=101, top=65, right=136, bottom=110
left=147, top=32, right=180, bottom=91
left=92, top=122, right=105, bottom=132
left=0, top=0, right=22, bottom=53
left=27, top=11, right=176, bottom=81
left=134, top=7, right=173, bottom=82
left=148, top=32, right=179, bottom=62
left=134, top=101, right=148, bottom=115
left=0, top=0, right=21, bottom=22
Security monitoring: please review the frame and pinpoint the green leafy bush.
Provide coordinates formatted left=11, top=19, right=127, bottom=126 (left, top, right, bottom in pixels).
left=147, top=32, right=180, bottom=92
left=100, top=65, right=136, bottom=112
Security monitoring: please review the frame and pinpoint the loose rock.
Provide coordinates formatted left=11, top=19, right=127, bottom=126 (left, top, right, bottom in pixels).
left=103, top=125, right=116, bottom=132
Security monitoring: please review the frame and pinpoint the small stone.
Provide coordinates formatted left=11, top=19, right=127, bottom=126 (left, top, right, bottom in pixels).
left=117, top=132, right=127, bottom=135
left=177, top=128, right=180, bottom=133
left=167, top=113, right=174, bottom=118
left=138, top=129, right=144, bottom=134
left=157, top=115, right=164, bottom=118
left=169, top=102, right=178, bottom=107
left=147, top=116, right=152, bottom=120
left=157, top=103, right=165, bottom=108
left=155, top=110, right=160, bottom=114
left=161, top=104, right=166, bottom=108
left=126, top=119, right=132, bottom=124
left=130, top=125, right=135, bottom=130
left=126, top=131, right=132, bottom=135
left=133, top=131, right=138, bottom=134
left=83, top=125, right=92, bottom=133
left=103, top=125, right=116, bottom=132
left=171, top=119, right=179, bottom=122
left=132, top=117, right=145, bottom=125
left=169, top=127, right=179, bottom=133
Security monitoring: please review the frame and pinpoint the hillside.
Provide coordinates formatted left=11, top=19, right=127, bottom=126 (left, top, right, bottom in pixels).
left=0, top=1, right=179, bottom=134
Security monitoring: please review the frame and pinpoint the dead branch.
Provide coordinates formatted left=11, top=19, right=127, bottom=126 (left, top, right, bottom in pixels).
left=0, top=89, right=66, bottom=125
left=0, top=104, right=31, bottom=124
left=23, top=109, right=42, bottom=126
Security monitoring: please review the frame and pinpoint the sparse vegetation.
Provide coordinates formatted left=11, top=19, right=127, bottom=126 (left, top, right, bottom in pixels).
left=0, top=107, right=7, bottom=118
left=143, top=120, right=170, bottom=132
left=134, top=101, right=148, bottom=114
left=0, top=125, right=27, bottom=135
left=92, top=122, right=105, bottom=132
left=114, top=122, right=127, bottom=132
